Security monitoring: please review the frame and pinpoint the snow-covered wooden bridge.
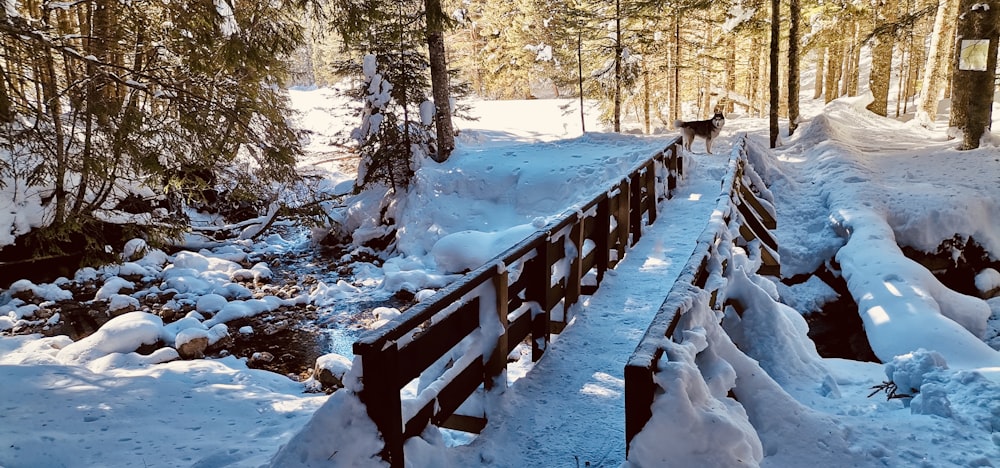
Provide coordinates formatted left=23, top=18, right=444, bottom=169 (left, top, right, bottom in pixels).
left=350, top=134, right=778, bottom=467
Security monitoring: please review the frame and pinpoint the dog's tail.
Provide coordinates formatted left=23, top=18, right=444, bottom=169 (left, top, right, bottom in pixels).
left=673, top=119, right=684, bottom=129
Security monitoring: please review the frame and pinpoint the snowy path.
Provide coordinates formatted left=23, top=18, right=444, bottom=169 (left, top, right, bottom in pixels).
left=449, top=141, right=732, bottom=467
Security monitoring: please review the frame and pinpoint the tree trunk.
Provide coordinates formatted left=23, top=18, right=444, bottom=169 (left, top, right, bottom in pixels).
left=749, top=38, right=761, bottom=116
left=577, top=30, right=586, bottom=133
left=813, top=48, right=826, bottom=99
left=0, top=65, right=11, bottom=123
left=613, top=0, right=622, bottom=132
left=847, top=23, right=861, bottom=96
left=769, top=0, right=780, bottom=147
left=867, top=0, right=899, bottom=116
left=840, top=33, right=850, bottom=96
left=788, top=0, right=800, bottom=134
left=824, top=37, right=843, bottom=103
left=700, top=21, right=712, bottom=118
left=425, top=0, right=454, bottom=162
left=0, top=5, right=11, bottom=122
left=948, top=0, right=998, bottom=149
left=643, top=65, right=651, bottom=134
left=895, top=44, right=908, bottom=117
left=917, top=0, right=961, bottom=127
left=725, top=36, right=736, bottom=113
left=40, top=50, right=68, bottom=225
left=672, top=15, right=680, bottom=123
left=905, top=16, right=927, bottom=111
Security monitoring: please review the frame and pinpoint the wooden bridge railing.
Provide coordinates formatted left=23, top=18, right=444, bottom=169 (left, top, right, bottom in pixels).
left=624, top=134, right=778, bottom=456
left=353, top=137, right=684, bottom=467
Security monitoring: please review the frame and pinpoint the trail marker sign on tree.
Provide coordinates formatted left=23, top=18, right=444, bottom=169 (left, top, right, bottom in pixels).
left=948, top=0, right=999, bottom=150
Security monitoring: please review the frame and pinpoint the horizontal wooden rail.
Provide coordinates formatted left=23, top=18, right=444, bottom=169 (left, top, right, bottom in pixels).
left=624, top=134, right=779, bottom=456
left=353, top=138, right=684, bottom=467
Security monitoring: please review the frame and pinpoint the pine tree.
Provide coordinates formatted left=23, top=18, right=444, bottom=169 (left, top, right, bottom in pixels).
left=0, top=0, right=306, bottom=260
left=461, top=0, right=536, bottom=98
left=329, top=0, right=436, bottom=191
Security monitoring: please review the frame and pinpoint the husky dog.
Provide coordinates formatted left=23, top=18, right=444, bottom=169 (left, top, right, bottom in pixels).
left=674, top=111, right=726, bottom=154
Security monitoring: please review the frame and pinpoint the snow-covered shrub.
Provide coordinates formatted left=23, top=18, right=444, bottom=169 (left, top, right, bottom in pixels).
left=353, top=53, right=435, bottom=193
left=884, top=349, right=949, bottom=396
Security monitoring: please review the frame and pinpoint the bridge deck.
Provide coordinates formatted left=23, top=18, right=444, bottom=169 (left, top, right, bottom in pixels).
left=448, top=140, right=733, bottom=467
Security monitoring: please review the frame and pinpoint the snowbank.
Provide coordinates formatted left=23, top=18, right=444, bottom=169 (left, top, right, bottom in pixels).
left=787, top=99, right=1000, bottom=370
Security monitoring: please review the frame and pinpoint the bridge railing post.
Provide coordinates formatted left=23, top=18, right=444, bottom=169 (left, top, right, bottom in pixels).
left=485, top=269, right=509, bottom=391
left=629, top=172, right=643, bottom=246
left=594, top=196, right=611, bottom=285
left=612, top=180, right=630, bottom=266
left=624, top=358, right=656, bottom=456
left=527, top=240, right=554, bottom=361
left=644, top=159, right=658, bottom=225
left=358, top=343, right=404, bottom=467
left=564, top=218, right=584, bottom=316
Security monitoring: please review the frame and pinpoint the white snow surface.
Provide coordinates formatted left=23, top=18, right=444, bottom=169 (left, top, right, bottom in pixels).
left=2, top=82, right=1000, bottom=468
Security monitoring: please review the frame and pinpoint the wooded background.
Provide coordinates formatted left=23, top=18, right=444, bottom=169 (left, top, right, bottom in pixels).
left=295, top=0, right=997, bottom=134
left=0, top=0, right=997, bottom=260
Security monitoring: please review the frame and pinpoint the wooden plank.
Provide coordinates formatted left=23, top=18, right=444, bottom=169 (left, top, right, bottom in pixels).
left=397, top=298, right=480, bottom=386
left=547, top=282, right=565, bottom=314
left=432, top=359, right=486, bottom=428
left=506, top=293, right=525, bottom=315
left=580, top=249, right=596, bottom=274
left=507, top=271, right=530, bottom=302
left=736, top=200, right=778, bottom=251
left=739, top=180, right=776, bottom=229
left=581, top=209, right=597, bottom=238
left=402, top=399, right=435, bottom=441
left=402, top=358, right=485, bottom=439
left=727, top=298, right=747, bottom=317
left=506, top=310, right=531, bottom=354
left=758, top=243, right=781, bottom=277
left=691, top=250, right=712, bottom=289
left=440, top=413, right=487, bottom=434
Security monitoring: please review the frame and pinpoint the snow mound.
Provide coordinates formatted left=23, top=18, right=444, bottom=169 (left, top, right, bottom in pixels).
left=56, top=312, right=164, bottom=365
left=626, top=328, right=763, bottom=467
left=884, top=349, right=948, bottom=395
left=430, top=224, right=536, bottom=274
left=269, top=387, right=385, bottom=467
